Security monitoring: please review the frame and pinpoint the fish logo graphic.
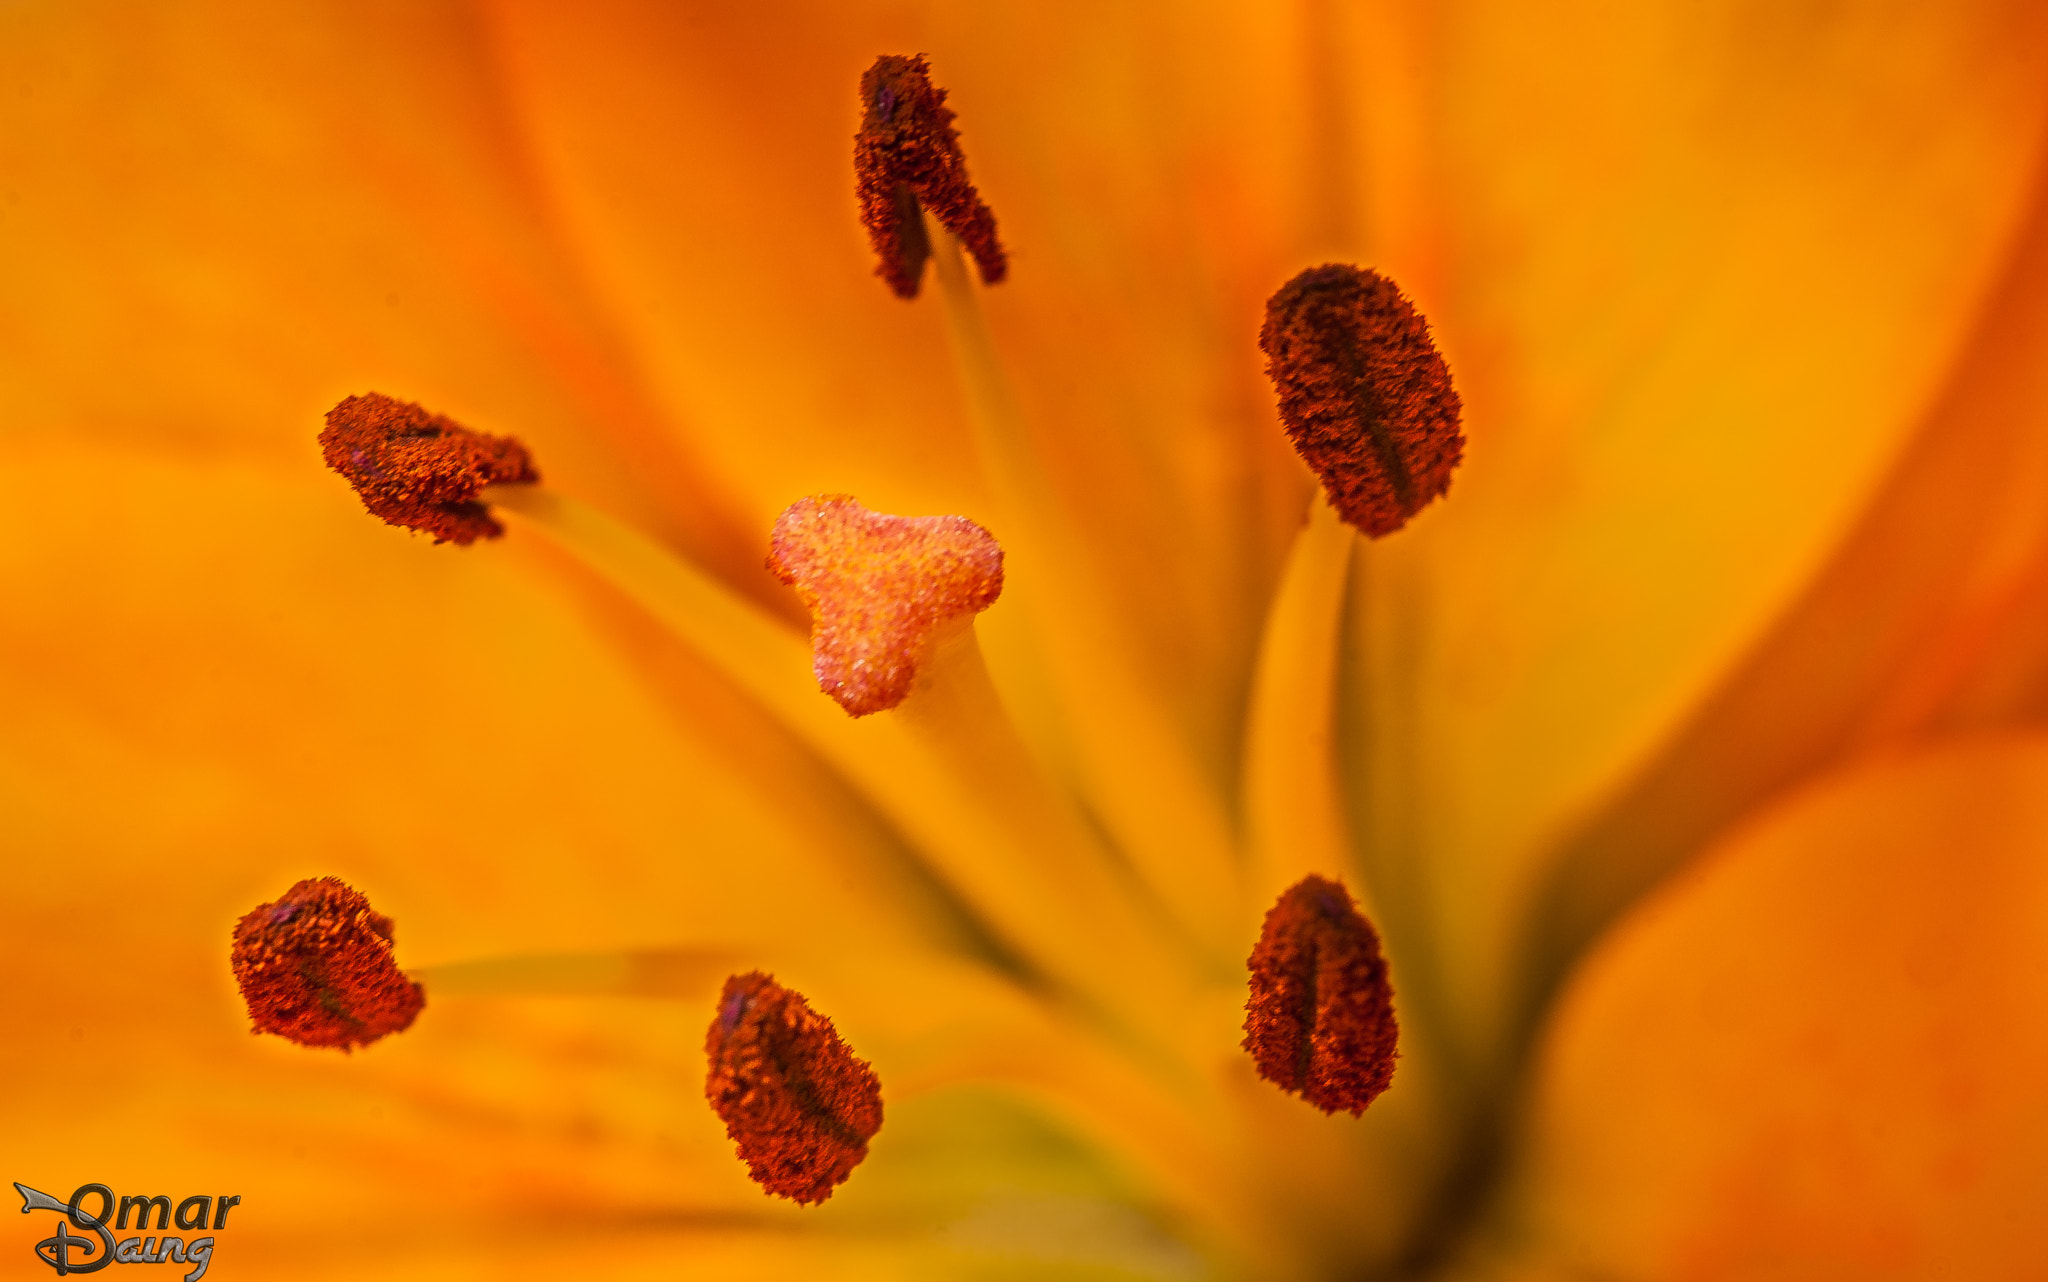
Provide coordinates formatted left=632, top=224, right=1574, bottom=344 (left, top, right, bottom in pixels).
left=15, top=1183, right=113, bottom=1276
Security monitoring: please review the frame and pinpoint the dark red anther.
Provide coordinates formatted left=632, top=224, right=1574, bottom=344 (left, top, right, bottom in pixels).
left=705, top=972, right=883, bottom=1205
left=230, top=877, right=425, bottom=1051
left=1260, top=265, right=1463, bottom=537
left=320, top=393, right=538, bottom=544
left=855, top=54, right=1007, bottom=298
left=1243, top=874, right=1397, bottom=1114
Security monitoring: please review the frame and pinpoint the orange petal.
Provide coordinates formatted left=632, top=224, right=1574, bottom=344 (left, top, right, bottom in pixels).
left=1345, top=0, right=2048, bottom=1061
left=1499, top=734, right=2048, bottom=1278
left=1525, top=148, right=2048, bottom=1032
left=0, top=1, right=760, bottom=584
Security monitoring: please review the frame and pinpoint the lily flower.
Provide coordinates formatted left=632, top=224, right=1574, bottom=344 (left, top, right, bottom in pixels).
left=5, top=4, right=2048, bottom=1279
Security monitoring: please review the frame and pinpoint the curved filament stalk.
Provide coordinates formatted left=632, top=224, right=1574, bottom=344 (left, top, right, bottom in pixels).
left=1242, top=494, right=1367, bottom=920
left=925, top=220, right=1240, bottom=961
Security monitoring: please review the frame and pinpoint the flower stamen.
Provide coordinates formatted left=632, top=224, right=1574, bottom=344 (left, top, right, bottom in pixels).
left=768, top=493, right=1004, bottom=717
left=321, top=393, right=538, bottom=544
left=230, top=877, right=425, bottom=1051
left=1243, top=875, right=1397, bottom=1114
left=1260, top=265, right=1462, bottom=536
left=1242, top=494, right=1360, bottom=912
left=920, top=218, right=1244, bottom=953
left=856, top=54, right=1007, bottom=298
left=705, top=971, right=883, bottom=1205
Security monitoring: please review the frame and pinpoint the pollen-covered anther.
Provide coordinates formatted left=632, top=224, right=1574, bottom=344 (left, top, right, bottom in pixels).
left=705, top=972, right=884, bottom=1205
left=855, top=53, right=1008, bottom=298
left=1243, top=874, right=1397, bottom=1115
left=230, top=877, right=425, bottom=1052
left=767, top=494, right=1004, bottom=717
left=320, top=392, right=539, bottom=544
left=1260, top=265, right=1463, bottom=537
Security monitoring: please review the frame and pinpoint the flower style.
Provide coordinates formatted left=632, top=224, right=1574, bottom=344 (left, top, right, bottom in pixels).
left=6, top=5, right=2048, bottom=1281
